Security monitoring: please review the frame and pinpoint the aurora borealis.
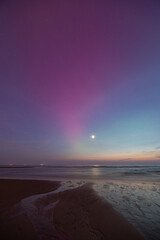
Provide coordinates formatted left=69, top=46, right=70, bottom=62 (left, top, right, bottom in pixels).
left=0, top=0, right=160, bottom=165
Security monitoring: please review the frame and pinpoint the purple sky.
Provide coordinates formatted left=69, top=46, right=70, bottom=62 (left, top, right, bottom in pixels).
left=0, top=0, right=160, bottom=165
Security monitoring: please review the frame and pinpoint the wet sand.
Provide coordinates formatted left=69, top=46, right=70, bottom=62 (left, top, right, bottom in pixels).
left=53, top=184, right=145, bottom=240
left=0, top=179, right=60, bottom=209
left=0, top=179, right=60, bottom=240
left=0, top=179, right=145, bottom=240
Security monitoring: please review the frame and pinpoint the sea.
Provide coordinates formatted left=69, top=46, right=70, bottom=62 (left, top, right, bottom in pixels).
left=0, top=165, right=160, bottom=240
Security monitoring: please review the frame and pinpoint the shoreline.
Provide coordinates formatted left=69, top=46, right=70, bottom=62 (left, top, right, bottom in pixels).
left=0, top=179, right=145, bottom=240
left=0, top=179, right=60, bottom=209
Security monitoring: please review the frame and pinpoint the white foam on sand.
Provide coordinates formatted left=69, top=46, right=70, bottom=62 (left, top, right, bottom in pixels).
left=93, top=180, right=160, bottom=240
left=20, top=179, right=160, bottom=240
left=19, top=180, right=86, bottom=240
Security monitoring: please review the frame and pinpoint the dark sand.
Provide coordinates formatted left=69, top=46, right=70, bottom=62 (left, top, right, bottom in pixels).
left=0, top=179, right=60, bottom=240
left=0, top=179, right=145, bottom=240
left=0, top=179, right=60, bottom=209
left=53, top=184, right=145, bottom=240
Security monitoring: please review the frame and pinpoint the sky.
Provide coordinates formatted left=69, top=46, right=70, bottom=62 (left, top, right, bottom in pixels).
left=0, top=0, right=160, bottom=165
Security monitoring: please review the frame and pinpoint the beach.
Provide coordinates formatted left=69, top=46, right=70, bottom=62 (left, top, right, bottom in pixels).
left=0, top=178, right=145, bottom=240
left=1, top=0, right=160, bottom=238
left=0, top=179, right=60, bottom=240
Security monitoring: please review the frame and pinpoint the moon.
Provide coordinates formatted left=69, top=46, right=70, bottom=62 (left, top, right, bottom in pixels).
left=91, top=134, right=95, bottom=139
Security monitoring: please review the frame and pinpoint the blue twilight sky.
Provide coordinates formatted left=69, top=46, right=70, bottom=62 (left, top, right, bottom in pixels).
left=0, top=0, right=160, bottom=165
